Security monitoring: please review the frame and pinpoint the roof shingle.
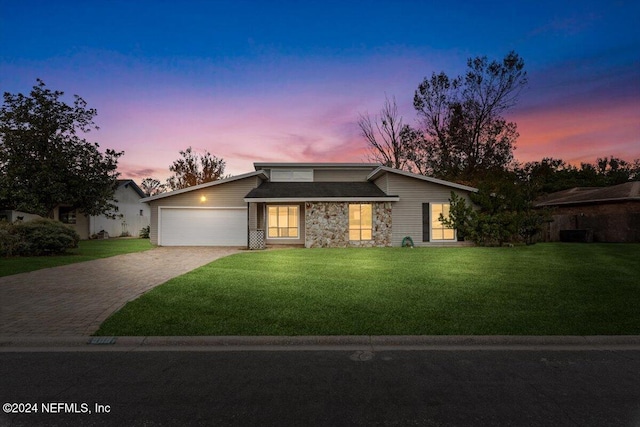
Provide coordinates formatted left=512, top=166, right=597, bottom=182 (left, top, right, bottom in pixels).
left=535, top=181, right=640, bottom=207
left=245, top=181, right=397, bottom=200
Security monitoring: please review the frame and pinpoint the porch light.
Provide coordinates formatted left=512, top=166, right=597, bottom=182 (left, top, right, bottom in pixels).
left=200, top=196, right=207, bottom=202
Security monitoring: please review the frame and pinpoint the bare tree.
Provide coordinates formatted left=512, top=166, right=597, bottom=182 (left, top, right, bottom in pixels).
left=358, top=96, right=417, bottom=171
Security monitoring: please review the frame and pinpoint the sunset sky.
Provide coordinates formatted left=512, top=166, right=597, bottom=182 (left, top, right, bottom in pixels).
left=1, top=0, right=638, bottom=180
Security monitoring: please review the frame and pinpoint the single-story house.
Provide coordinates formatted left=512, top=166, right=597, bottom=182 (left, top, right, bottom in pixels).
left=534, top=181, right=640, bottom=243
left=57, top=179, right=150, bottom=239
left=141, top=163, right=477, bottom=248
left=1, top=180, right=150, bottom=240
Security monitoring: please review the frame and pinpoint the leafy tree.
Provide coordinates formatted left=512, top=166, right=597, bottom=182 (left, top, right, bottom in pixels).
left=517, top=156, right=640, bottom=195
left=588, top=156, right=639, bottom=185
left=140, top=178, right=167, bottom=197
left=515, top=158, right=574, bottom=195
left=166, top=147, right=226, bottom=190
left=413, top=51, right=527, bottom=185
left=0, top=80, right=123, bottom=218
left=442, top=176, right=550, bottom=246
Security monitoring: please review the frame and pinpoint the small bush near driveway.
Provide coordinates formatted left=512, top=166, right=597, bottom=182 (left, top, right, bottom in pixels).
left=96, top=243, right=640, bottom=336
left=0, top=218, right=80, bottom=256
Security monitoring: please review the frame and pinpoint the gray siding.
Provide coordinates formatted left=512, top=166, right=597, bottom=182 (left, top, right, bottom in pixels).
left=313, top=168, right=375, bottom=182
left=373, top=174, right=388, bottom=193
left=147, top=176, right=261, bottom=245
left=249, top=202, right=258, bottom=230
left=386, top=173, right=473, bottom=247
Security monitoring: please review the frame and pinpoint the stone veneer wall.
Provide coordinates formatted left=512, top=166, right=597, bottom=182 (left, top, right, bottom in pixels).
left=304, top=202, right=392, bottom=248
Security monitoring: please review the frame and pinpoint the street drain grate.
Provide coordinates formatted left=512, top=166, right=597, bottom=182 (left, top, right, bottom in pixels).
left=88, top=337, right=116, bottom=345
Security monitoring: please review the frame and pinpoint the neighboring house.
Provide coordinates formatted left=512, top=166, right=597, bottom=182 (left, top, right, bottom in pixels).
left=53, top=179, right=150, bottom=239
left=534, top=181, right=640, bottom=243
left=141, top=163, right=477, bottom=248
left=0, top=210, right=42, bottom=223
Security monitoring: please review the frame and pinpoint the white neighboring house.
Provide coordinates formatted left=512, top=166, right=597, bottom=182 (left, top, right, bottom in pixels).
left=58, top=179, right=150, bottom=239
left=1, top=180, right=151, bottom=240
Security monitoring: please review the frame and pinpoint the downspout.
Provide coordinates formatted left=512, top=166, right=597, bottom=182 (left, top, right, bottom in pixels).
left=247, top=202, right=250, bottom=249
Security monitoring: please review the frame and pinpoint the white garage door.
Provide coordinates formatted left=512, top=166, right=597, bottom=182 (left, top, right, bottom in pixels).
left=159, top=208, right=247, bottom=246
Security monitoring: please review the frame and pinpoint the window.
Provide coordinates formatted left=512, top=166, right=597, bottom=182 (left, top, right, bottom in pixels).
left=270, top=169, right=313, bottom=182
left=59, top=207, right=77, bottom=224
left=267, top=205, right=299, bottom=238
left=431, top=203, right=455, bottom=241
left=349, top=204, right=372, bottom=241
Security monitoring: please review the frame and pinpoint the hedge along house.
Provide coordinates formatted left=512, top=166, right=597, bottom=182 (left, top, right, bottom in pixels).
left=141, top=163, right=478, bottom=248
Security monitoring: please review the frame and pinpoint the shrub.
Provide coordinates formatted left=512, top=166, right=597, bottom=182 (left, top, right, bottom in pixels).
left=5, top=219, right=80, bottom=256
left=0, top=221, right=21, bottom=257
left=139, top=225, right=150, bottom=239
left=442, top=191, right=548, bottom=246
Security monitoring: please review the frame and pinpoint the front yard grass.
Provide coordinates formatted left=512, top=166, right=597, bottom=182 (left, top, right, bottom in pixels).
left=0, top=238, right=153, bottom=277
left=96, top=243, right=640, bottom=336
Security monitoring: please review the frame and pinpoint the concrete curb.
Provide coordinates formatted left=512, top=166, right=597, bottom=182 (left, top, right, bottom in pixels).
left=1, top=335, right=640, bottom=352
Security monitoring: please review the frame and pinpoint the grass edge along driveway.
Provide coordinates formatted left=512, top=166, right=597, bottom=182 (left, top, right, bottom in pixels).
left=0, top=238, right=154, bottom=277
left=96, top=243, right=640, bottom=336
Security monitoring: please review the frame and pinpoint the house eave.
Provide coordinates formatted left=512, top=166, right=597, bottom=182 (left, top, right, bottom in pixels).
left=254, top=162, right=381, bottom=170
left=244, top=197, right=400, bottom=203
left=535, top=196, right=640, bottom=208
left=141, top=170, right=268, bottom=203
left=367, top=166, right=478, bottom=193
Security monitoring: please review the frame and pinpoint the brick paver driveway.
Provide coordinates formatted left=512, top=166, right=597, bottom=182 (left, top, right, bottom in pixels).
left=0, top=247, right=241, bottom=336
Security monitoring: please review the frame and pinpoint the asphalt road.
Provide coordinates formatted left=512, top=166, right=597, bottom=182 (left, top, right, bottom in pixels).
left=1, top=349, right=639, bottom=426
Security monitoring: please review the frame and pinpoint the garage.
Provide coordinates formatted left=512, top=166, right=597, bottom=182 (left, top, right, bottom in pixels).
left=158, top=207, right=247, bottom=246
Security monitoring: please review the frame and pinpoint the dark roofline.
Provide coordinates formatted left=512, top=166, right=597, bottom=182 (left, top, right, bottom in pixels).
left=254, top=162, right=381, bottom=170
left=535, top=196, right=640, bottom=207
left=244, top=181, right=399, bottom=202
left=118, top=179, right=147, bottom=198
left=534, top=181, right=640, bottom=207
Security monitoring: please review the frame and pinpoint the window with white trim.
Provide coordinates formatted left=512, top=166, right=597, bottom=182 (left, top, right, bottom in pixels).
left=431, top=203, right=455, bottom=241
left=349, top=204, right=373, bottom=241
left=267, top=205, right=299, bottom=238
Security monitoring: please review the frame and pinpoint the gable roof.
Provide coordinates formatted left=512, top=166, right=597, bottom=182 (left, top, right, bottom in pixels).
left=367, top=166, right=478, bottom=193
left=535, top=181, right=640, bottom=207
left=139, top=163, right=478, bottom=203
left=244, top=181, right=399, bottom=202
left=117, top=179, right=147, bottom=198
left=140, top=170, right=269, bottom=203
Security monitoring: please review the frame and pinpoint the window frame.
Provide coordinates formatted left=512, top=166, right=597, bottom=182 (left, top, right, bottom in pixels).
left=430, top=202, right=456, bottom=242
left=349, top=203, right=373, bottom=241
left=59, top=207, right=77, bottom=224
left=267, top=205, right=300, bottom=239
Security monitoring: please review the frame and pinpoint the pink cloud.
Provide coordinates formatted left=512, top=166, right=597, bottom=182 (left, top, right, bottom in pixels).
left=512, top=95, right=639, bottom=165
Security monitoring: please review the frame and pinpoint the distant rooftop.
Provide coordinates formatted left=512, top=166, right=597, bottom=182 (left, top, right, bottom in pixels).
left=535, top=181, right=640, bottom=207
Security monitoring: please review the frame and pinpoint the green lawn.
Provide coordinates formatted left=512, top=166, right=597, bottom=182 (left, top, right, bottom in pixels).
left=96, top=243, right=640, bottom=336
left=0, top=238, right=154, bottom=277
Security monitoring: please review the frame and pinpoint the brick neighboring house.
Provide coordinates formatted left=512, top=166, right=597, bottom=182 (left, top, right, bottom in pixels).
left=534, top=181, right=640, bottom=243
